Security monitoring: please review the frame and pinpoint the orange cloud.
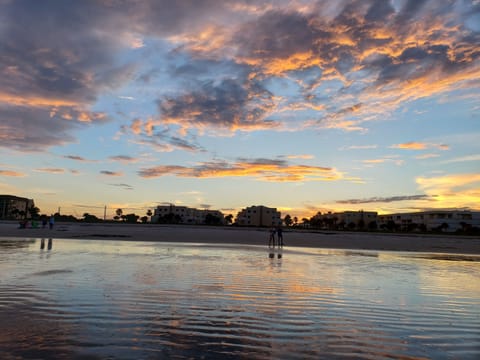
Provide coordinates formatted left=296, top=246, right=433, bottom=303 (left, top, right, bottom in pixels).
left=416, top=173, right=480, bottom=209
left=391, top=142, right=450, bottom=151
left=35, top=168, right=65, bottom=174
left=0, top=170, right=26, bottom=177
left=139, top=160, right=345, bottom=182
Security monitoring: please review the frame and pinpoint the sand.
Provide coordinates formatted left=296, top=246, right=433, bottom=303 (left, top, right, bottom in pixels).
left=1, top=221, right=479, bottom=254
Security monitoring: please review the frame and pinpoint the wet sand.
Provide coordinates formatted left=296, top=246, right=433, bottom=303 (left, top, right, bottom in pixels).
left=0, top=221, right=479, bottom=254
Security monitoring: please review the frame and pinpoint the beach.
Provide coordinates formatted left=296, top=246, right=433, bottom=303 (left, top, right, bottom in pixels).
left=1, top=221, right=479, bottom=254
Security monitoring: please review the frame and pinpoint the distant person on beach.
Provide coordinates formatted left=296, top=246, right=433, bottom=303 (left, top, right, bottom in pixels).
left=269, top=227, right=276, bottom=247
left=42, top=216, right=48, bottom=229
left=49, top=215, right=55, bottom=230
left=277, top=226, right=284, bottom=246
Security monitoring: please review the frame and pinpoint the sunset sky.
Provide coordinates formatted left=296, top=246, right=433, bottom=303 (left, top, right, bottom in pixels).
left=1, top=0, right=479, bottom=219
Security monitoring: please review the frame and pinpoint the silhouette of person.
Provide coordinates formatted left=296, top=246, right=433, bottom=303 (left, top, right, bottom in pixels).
left=49, top=215, right=55, bottom=230
left=277, top=226, right=284, bottom=246
left=40, top=238, right=45, bottom=250
left=47, top=238, right=52, bottom=250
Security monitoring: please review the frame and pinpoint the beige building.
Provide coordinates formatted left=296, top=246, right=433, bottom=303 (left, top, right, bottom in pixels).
left=152, top=204, right=224, bottom=225
left=378, top=210, right=480, bottom=232
left=236, top=205, right=281, bottom=227
left=311, top=210, right=378, bottom=229
left=0, top=195, right=35, bottom=219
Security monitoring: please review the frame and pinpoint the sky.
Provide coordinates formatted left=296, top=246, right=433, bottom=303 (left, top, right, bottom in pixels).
left=0, top=0, right=479, bottom=220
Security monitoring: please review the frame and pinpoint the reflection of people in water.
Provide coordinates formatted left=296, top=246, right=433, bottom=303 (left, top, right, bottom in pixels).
left=268, top=227, right=276, bottom=247
left=40, top=238, right=53, bottom=250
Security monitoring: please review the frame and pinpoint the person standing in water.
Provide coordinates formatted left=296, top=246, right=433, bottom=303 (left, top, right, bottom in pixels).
left=277, top=226, right=284, bottom=246
left=268, top=227, right=276, bottom=247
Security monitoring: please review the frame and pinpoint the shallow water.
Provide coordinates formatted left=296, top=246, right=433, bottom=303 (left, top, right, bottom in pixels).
left=0, top=238, right=479, bottom=359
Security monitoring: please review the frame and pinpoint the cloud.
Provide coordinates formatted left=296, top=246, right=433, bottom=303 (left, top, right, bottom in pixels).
left=1, top=0, right=479, bottom=151
left=63, top=155, right=91, bottom=162
left=138, top=158, right=344, bottom=182
left=109, top=183, right=134, bottom=190
left=337, top=194, right=434, bottom=205
left=100, top=170, right=124, bottom=176
left=157, top=78, right=277, bottom=133
left=416, top=173, right=480, bottom=209
left=0, top=170, right=26, bottom=177
left=35, top=168, right=65, bottom=174
left=109, top=155, right=139, bottom=163
left=391, top=142, right=450, bottom=151
left=441, top=154, right=480, bottom=164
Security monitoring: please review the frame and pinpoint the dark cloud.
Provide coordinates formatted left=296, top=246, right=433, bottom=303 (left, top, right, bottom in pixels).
left=100, top=170, right=123, bottom=176
left=336, top=195, right=434, bottom=204
left=0, top=106, right=76, bottom=151
left=365, top=0, right=395, bottom=22
left=158, top=78, right=275, bottom=131
left=64, top=155, right=88, bottom=161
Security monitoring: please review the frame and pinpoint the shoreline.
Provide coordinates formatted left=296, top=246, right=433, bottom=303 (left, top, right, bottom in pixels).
left=1, top=221, right=479, bottom=254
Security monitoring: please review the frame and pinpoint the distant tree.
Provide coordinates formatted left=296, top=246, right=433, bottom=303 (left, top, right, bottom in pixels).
left=140, top=216, right=148, bottom=223
left=113, top=215, right=120, bottom=221
left=115, top=208, right=123, bottom=220
left=125, top=213, right=139, bottom=223
left=83, top=213, right=101, bottom=222
left=347, top=222, right=356, bottom=230
left=439, top=222, right=449, bottom=232
left=146, top=209, right=153, bottom=222
left=120, top=214, right=127, bottom=222
left=357, top=219, right=365, bottom=230
left=368, top=221, right=378, bottom=231
left=28, top=206, right=40, bottom=219
left=205, top=213, right=222, bottom=225
left=301, top=218, right=310, bottom=227
left=284, top=214, right=293, bottom=227
left=386, top=220, right=396, bottom=232
left=225, top=214, right=234, bottom=225
left=293, top=216, right=298, bottom=226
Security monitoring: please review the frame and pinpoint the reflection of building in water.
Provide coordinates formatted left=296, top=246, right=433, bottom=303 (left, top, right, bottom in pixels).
left=236, top=205, right=282, bottom=227
left=378, top=210, right=480, bottom=232
left=152, top=204, right=225, bottom=225
left=0, top=195, right=35, bottom=220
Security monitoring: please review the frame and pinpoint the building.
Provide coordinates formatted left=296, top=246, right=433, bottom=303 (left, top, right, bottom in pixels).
left=151, top=204, right=224, bottom=225
left=235, top=205, right=282, bottom=227
left=311, top=210, right=378, bottom=229
left=378, top=210, right=480, bottom=232
left=0, top=195, right=35, bottom=220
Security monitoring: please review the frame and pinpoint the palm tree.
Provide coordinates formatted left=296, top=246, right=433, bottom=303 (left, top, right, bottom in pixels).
left=115, top=208, right=123, bottom=221
left=146, top=209, right=153, bottom=222
left=225, top=214, right=233, bottom=225
left=284, top=214, right=293, bottom=227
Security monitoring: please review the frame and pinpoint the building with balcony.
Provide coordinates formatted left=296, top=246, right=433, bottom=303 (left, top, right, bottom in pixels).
left=378, top=210, right=480, bottom=232
left=235, top=205, right=281, bottom=227
left=151, top=204, right=224, bottom=225
left=0, top=195, right=35, bottom=219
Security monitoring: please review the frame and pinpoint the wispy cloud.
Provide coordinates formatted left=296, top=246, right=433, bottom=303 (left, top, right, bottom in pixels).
left=390, top=142, right=449, bottom=151
left=109, top=183, right=134, bottom=190
left=100, top=170, right=124, bottom=177
left=139, top=158, right=344, bottom=182
left=35, top=168, right=65, bottom=174
left=337, top=195, right=434, bottom=205
left=0, top=169, right=26, bottom=177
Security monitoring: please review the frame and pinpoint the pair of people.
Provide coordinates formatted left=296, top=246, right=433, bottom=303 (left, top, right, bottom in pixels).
left=268, top=226, right=284, bottom=247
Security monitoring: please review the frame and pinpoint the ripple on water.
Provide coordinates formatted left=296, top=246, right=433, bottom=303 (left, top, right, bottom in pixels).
left=0, top=239, right=479, bottom=359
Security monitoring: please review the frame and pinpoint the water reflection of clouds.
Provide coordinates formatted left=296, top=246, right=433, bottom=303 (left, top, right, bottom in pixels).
left=0, top=239, right=479, bottom=359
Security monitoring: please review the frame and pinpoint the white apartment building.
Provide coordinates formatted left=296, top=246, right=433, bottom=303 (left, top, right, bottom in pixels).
left=378, top=210, right=480, bottom=232
left=152, top=204, right=224, bottom=225
left=236, top=205, right=282, bottom=227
